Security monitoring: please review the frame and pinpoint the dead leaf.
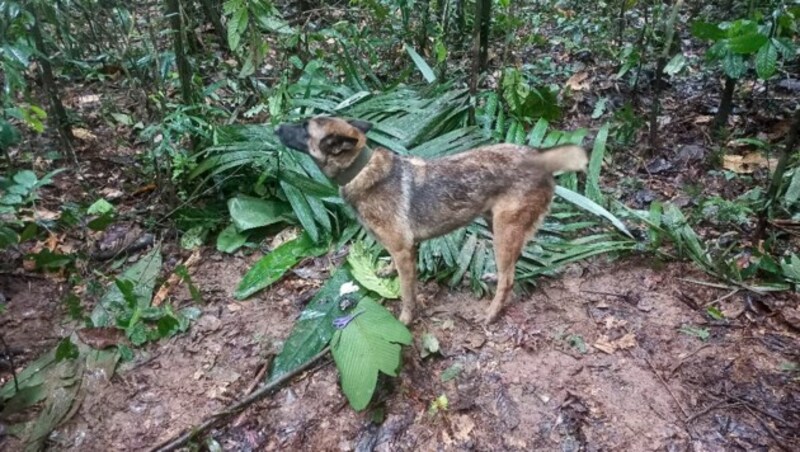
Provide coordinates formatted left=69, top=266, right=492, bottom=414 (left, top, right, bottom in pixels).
left=71, top=127, right=97, bottom=141
left=77, top=327, right=126, bottom=349
left=77, top=94, right=100, bottom=105
left=565, top=71, right=590, bottom=91
left=694, top=115, right=713, bottom=124
left=453, top=414, right=475, bottom=441
left=593, top=333, right=637, bottom=354
left=100, top=187, right=125, bottom=200
left=152, top=249, right=203, bottom=306
left=723, top=152, right=777, bottom=174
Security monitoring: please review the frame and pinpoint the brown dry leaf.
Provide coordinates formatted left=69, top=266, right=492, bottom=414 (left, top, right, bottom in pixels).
left=452, top=414, right=476, bottom=441
left=78, top=327, right=126, bottom=349
left=71, top=127, right=97, bottom=141
left=152, top=249, right=203, bottom=306
left=694, top=115, right=713, bottom=124
left=565, top=71, right=590, bottom=91
left=594, top=333, right=637, bottom=354
left=723, top=152, right=777, bottom=174
left=100, top=187, right=125, bottom=200
left=271, top=227, right=300, bottom=249
left=77, top=94, right=100, bottom=105
left=44, top=233, right=61, bottom=252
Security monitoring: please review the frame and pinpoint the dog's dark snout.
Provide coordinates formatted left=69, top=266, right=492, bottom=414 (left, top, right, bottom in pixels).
left=275, top=123, right=310, bottom=153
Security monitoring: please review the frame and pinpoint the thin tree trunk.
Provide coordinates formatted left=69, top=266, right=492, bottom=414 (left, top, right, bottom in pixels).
left=479, top=0, right=491, bottom=71
left=468, top=0, right=487, bottom=123
left=28, top=2, right=74, bottom=159
left=713, top=76, right=736, bottom=133
left=197, top=0, right=227, bottom=50
left=754, top=107, right=800, bottom=241
left=166, top=0, right=194, bottom=104
left=648, top=0, right=683, bottom=151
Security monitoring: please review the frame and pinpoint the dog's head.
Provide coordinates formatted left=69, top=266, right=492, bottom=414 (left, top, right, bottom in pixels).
left=276, top=117, right=372, bottom=179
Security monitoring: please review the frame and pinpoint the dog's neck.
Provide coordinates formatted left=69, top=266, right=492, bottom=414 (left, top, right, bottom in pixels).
left=333, top=146, right=374, bottom=186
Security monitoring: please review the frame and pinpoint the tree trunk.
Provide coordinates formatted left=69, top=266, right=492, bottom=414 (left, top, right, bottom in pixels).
left=479, top=0, right=491, bottom=71
left=166, top=0, right=194, bottom=104
left=28, top=2, right=74, bottom=159
left=648, top=0, right=683, bottom=151
left=468, top=0, right=487, bottom=123
left=754, top=107, right=800, bottom=242
left=713, top=76, right=736, bottom=133
left=197, top=0, right=227, bottom=50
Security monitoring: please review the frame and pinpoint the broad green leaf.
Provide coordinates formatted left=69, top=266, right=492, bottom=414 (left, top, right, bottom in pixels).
left=227, top=195, right=291, bottom=231
left=0, top=225, right=19, bottom=248
left=13, top=170, right=37, bottom=188
left=440, top=362, right=464, bottom=382
left=269, top=268, right=361, bottom=381
left=784, top=170, right=800, bottom=206
left=728, top=33, right=768, bottom=55
left=216, top=223, right=248, bottom=253
left=781, top=254, right=800, bottom=283
left=449, top=233, right=478, bottom=286
left=87, top=199, right=114, bottom=215
left=664, top=54, right=686, bottom=76
left=180, top=226, right=207, bottom=250
left=591, top=97, right=607, bottom=119
left=235, top=231, right=328, bottom=299
left=555, top=186, right=632, bottom=238
left=420, top=332, right=440, bottom=358
left=347, top=242, right=400, bottom=299
left=722, top=53, right=746, bottom=79
left=90, top=246, right=162, bottom=328
left=0, top=349, right=56, bottom=400
left=755, top=43, right=778, bottom=79
left=24, top=359, right=82, bottom=451
left=404, top=43, right=436, bottom=83
left=771, top=37, right=796, bottom=60
left=691, top=21, right=725, bottom=41
left=280, top=181, right=320, bottom=243
left=585, top=124, right=609, bottom=203
left=528, top=118, right=549, bottom=147
left=228, top=7, right=249, bottom=51
left=331, top=298, right=412, bottom=410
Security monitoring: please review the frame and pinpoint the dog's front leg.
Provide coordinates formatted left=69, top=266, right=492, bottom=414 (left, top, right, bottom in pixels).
left=386, top=246, right=416, bottom=325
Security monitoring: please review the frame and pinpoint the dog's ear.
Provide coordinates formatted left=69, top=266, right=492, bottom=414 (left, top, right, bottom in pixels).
left=320, top=134, right=359, bottom=155
left=348, top=119, right=372, bottom=134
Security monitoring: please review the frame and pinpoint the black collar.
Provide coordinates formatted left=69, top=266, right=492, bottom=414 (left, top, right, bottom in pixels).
left=333, top=146, right=374, bottom=186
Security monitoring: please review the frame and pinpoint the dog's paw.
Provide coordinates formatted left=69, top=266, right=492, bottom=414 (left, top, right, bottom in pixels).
left=377, top=264, right=397, bottom=278
left=398, top=309, right=414, bottom=326
left=483, top=305, right=503, bottom=325
left=481, top=272, right=498, bottom=284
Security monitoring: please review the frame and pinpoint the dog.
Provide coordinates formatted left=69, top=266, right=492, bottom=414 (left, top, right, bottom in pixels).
left=276, top=116, right=587, bottom=325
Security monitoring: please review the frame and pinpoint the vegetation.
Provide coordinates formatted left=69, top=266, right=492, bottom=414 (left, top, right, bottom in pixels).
left=0, top=0, right=798, bottom=449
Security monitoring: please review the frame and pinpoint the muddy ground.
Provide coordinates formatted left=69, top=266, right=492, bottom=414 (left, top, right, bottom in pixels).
left=3, top=252, right=798, bottom=451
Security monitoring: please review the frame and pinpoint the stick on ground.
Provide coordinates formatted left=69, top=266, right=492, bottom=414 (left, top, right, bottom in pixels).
left=150, top=347, right=331, bottom=452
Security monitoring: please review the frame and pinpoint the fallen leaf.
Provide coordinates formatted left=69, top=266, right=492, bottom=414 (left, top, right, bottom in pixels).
left=153, top=249, right=203, bottom=306
left=593, top=332, right=637, bottom=354
left=71, top=127, right=97, bottom=141
left=565, top=71, right=590, bottom=91
left=77, top=327, right=126, bottom=349
left=723, top=152, right=777, bottom=174
left=100, top=187, right=125, bottom=200
left=452, top=414, right=475, bottom=440
left=77, top=94, right=100, bottom=105
left=694, top=115, right=713, bottom=124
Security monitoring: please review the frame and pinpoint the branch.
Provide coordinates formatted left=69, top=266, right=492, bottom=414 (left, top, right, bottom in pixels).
left=149, top=346, right=331, bottom=452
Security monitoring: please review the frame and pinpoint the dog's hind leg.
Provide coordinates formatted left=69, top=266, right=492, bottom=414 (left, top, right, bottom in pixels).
left=485, top=193, right=551, bottom=324
left=387, top=245, right=417, bottom=325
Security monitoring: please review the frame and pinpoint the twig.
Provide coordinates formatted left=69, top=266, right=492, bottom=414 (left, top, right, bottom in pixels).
left=150, top=347, right=330, bottom=452
left=741, top=404, right=792, bottom=452
left=232, top=356, right=273, bottom=427
left=685, top=400, right=742, bottom=424
left=632, top=350, right=689, bottom=419
left=0, top=334, right=18, bottom=393
left=669, top=344, right=710, bottom=378
left=703, top=289, right=740, bottom=308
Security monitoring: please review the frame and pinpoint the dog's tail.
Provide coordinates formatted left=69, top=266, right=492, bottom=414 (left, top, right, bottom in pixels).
left=531, top=145, right=588, bottom=173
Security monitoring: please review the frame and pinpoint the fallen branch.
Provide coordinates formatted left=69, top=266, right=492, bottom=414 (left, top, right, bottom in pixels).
left=150, top=346, right=331, bottom=452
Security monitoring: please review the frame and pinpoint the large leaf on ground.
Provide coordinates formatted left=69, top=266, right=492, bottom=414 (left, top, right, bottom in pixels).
left=90, top=246, right=162, bottom=327
left=555, top=186, right=633, bottom=238
left=227, top=195, right=292, bottom=231
left=269, top=268, right=363, bottom=381
left=331, top=297, right=412, bottom=410
left=347, top=241, right=400, bottom=299
left=235, top=231, right=328, bottom=299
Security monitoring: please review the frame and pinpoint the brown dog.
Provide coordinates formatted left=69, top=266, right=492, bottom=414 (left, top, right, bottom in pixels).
left=277, top=117, right=587, bottom=324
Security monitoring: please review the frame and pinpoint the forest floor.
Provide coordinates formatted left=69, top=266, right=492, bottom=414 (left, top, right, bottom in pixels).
left=2, top=20, right=800, bottom=452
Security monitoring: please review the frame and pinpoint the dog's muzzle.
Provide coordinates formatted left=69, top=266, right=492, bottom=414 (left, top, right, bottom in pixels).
left=276, top=123, right=310, bottom=152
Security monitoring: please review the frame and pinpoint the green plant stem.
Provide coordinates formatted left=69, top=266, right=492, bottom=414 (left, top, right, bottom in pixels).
left=713, top=76, right=736, bottom=133
left=150, top=346, right=331, bottom=452
left=648, top=0, right=683, bottom=150
left=165, top=0, right=194, bottom=105
left=754, top=107, right=800, bottom=241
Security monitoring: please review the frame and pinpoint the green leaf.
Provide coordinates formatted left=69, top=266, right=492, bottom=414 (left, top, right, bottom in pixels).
left=331, top=298, right=412, bottom=410
left=585, top=124, right=608, bottom=203
left=55, top=338, right=79, bottom=361
left=90, top=247, right=162, bottom=328
left=0, top=118, right=22, bottom=149
left=706, top=306, right=724, bottom=320
left=781, top=254, right=800, bottom=283
left=280, top=181, right=320, bottom=243
left=449, top=232, right=478, bottom=286
left=420, top=332, right=440, bottom=358
left=270, top=268, right=361, bottom=381
left=555, top=186, right=632, bottom=238
left=216, top=223, right=248, bottom=253
left=679, top=325, right=710, bottom=341
left=180, top=225, right=208, bottom=250
left=404, top=43, right=436, bottom=83
left=784, top=170, right=800, bottom=206
left=13, top=170, right=37, bottom=188
left=0, top=226, right=19, bottom=248
left=771, top=37, right=796, bottom=60
left=440, top=362, right=463, bottom=382
left=87, top=199, right=114, bottom=215
left=347, top=241, right=400, bottom=299
left=228, top=6, right=249, bottom=51
left=691, top=21, right=726, bottom=41
left=728, top=33, right=768, bottom=55
left=235, top=231, right=328, bottom=299
left=722, top=53, right=746, bottom=79
left=755, top=43, right=778, bottom=79
left=591, top=97, right=607, bottom=119
left=664, top=54, right=686, bottom=76
left=227, top=195, right=291, bottom=231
